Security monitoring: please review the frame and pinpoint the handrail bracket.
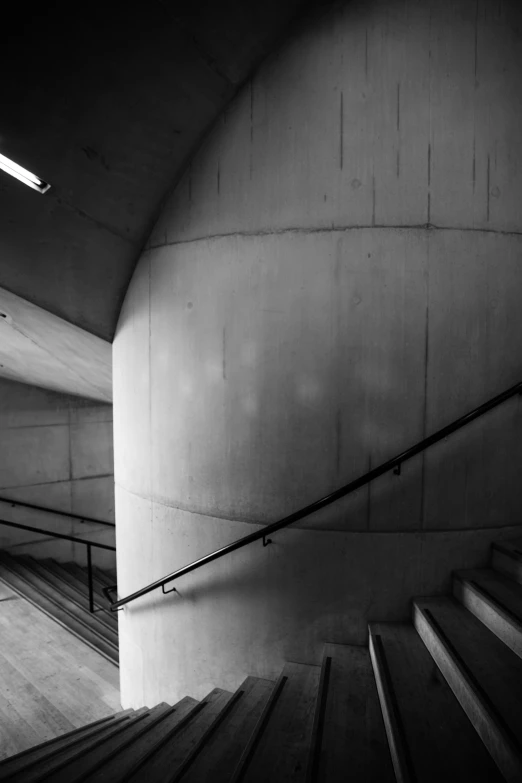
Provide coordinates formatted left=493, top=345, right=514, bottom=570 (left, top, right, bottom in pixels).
left=105, top=379, right=522, bottom=611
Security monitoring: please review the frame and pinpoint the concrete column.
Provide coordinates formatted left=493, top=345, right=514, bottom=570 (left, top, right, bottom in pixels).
left=113, top=0, right=522, bottom=706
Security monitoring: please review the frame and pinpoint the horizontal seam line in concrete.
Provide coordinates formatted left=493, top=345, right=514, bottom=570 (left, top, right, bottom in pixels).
left=0, top=422, right=71, bottom=430
left=114, top=483, right=522, bottom=536
left=0, top=474, right=114, bottom=491
left=0, top=420, right=113, bottom=431
left=144, top=222, right=522, bottom=251
left=115, top=481, right=264, bottom=527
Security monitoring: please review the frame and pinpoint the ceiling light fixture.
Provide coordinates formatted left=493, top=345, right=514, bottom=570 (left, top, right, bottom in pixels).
left=0, top=151, right=50, bottom=194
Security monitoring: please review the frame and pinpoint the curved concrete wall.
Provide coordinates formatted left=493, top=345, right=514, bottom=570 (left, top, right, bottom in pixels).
left=114, top=0, right=522, bottom=705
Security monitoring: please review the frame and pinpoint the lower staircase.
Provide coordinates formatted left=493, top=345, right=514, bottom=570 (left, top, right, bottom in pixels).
left=0, top=552, right=118, bottom=665
left=0, top=537, right=521, bottom=782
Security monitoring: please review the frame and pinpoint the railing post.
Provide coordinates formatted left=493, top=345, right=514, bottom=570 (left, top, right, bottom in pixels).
left=87, top=544, right=94, bottom=613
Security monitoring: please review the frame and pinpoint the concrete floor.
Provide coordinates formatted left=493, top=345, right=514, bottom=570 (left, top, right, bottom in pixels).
left=0, top=580, right=120, bottom=760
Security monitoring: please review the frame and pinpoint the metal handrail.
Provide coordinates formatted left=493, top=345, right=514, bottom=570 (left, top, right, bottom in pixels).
left=0, top=495, right=115, bottom=527
left=104, top=380, right=522, bottom=612
left=0, top=518, right=116, bottom=613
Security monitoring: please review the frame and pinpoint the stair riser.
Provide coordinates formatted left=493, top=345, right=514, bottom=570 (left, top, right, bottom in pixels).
left=453, top=579, right=522, bottom=660
left=20, top=560, right=117, bottom=633
left=414, top=604, right=522, bottom=783
left=86, top=698, right=200, bottom=783
left=0, top=715, right=131, bottom=779
left=48, top=706, right=172, bottom=783
left=18, top=711, right=150, bottom=783
left=57, top=564, right=115, bottom=602
left=0, top=564, right=118, bottom=648
left=230, top=666, right=320, bottom=783
left=368, top=633, right=411, bottom=783
left=0, top=573, right=118, bottom=666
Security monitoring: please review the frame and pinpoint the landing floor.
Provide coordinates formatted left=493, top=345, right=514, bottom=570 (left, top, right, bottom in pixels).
left=0, top=580, right=120, bottom=760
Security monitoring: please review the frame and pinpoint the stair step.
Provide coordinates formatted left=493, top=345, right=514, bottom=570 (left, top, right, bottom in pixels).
left=60, top=561, right=115, bottom=593
left=82, top=697, right=200, bottom=783
left=231, top=662, right=321, bottom=783
left=178, top=677, right=275, bottom=783
left=2, top=562, right=118, bottom=658
left=0, top=552, right=118, bottom=654
left=43, top=703, right=174, bottom=783
left=369, top=622, right=503, bottom=783
left=308, top=643, right=394, bottom=783
left=414, top=597, right=522, bottom=783
left=93, top=565, right=116, bottom=586
left=125, top=689, right=235, bottom=783
left=0, top=709, right=148, bottom=782
left=104, top=567, right=117, bottom=582
left=0, top=555, right=118, bottom=647
left=0, top=710, right=133, bottom=778
left=39, top=558, right=117, bottom=609
left=492, top=538, right=522, bottom=585
left=0, top=559, right=118, bottom=665
left=454, top=568, right=522, bottom=659
left=18, top=556, right=118, bottom=635
left=45, top=560, right=117, bottom=616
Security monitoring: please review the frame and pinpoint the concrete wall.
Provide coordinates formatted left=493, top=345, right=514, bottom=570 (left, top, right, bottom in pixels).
left=114, top=0, right=522, bottom=707
left=0, top=378, right=115, bottom=568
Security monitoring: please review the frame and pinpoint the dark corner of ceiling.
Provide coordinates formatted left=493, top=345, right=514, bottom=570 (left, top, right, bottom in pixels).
left=0, top=0, right=350, bottom=347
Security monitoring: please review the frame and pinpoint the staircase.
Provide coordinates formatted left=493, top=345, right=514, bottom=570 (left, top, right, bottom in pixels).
left=0, top=552, right=118, bottom=666
left=0, top=538, right=520, bottom=782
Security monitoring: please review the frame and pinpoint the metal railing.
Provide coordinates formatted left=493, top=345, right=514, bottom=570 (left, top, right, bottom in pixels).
left=0, top=518, right=116, bottom=612
left=103, top=380, right=522, bottom=612
left=0, top=495, right=115, bottom=527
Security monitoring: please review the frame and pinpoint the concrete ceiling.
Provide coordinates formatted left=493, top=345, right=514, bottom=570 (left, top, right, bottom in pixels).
left=0, top=286, right=111, bottom=403
left=0, top=0, right=331, bottom=399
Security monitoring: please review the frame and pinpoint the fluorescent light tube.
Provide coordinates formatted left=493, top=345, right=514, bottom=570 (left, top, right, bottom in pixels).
left=0, top=152, right=50, bottom=193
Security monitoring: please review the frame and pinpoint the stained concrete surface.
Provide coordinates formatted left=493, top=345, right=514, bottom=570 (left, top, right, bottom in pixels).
left=117, top=481, right=522, bottom=705
left=114, top=0, right=522, bottom=704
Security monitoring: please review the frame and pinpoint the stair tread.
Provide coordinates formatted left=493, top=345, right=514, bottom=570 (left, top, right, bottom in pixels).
left=84, top=696, right=200, bottom=783
left=0, top=565, right=119, bottom=665
left=92, top=565, right=116, bottom=588
left=310, top=643, right=394, bottom=783
left=234, top=661, right=321, bottom=783
left=47, top=703, right=173, bottom=783
left=0, top=711, right=133, bottom=778
left=0, top=554, right=118, bottom=645
left=44, top=560, right=117, bottom=615
left=60, top=561, right=114, bottom=590
left=369, top=622, right=503, bottom=783
left=415, top=597, right=522, bottom=749
left=18, top=557, right=118, bottom=633
left=0, top=649, right=76, bottom=754
left=455, top=568, right=522, bottom=625
left=1, top=556, right=119, bottom=645
left=178, top=677, right=275, bottom=783
left=126, top=689, right=234, bottom=783
left=1, top=709, right=148, bottom=782
left=38, top=558, right=115, bottom=601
